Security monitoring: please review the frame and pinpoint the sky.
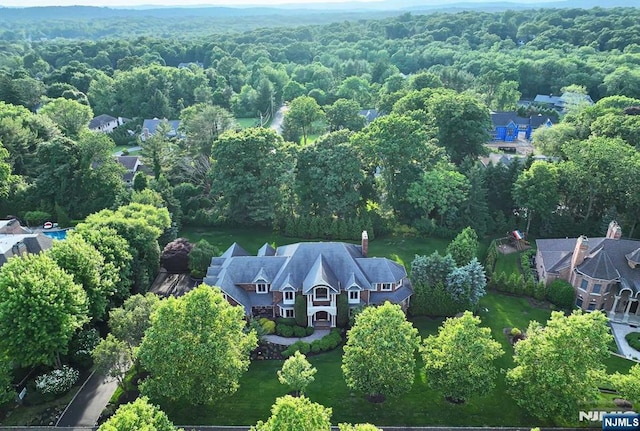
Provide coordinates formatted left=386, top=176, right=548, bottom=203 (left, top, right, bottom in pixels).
left=2, top=0, right=381, bottom=6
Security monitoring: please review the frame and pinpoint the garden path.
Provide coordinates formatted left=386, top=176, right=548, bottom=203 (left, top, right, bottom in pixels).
left=263, top=329, right=329, bottom=346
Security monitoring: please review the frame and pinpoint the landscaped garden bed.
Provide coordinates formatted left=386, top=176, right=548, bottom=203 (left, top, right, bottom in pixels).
left=625, top=332, right=640, bottom=352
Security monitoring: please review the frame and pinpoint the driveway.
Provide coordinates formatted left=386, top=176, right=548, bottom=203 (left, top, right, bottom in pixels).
left=114, top=146, right=141, bottom=156
left=56, top=371, right=119, bottom=427
left=609, top=322, right=640, bottom=361
left=270, top=105, right=288, bottom=135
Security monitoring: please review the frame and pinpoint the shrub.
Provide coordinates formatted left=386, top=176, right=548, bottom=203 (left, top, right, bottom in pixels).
left=259, top=318, right=276, bottom=335
left=534, top=281, right=546, bottom=300
left=546, top=279, right=576, bottom=309
left=276, top=317, right=296, bottom=326
left=35, top=366, right=79, bottom=395
left=336, top=293, right=349, bottom=327
left=293, top=326, right=307, bottom=338
left=310, top=340, right=322, bottom=353
left=510, top=327, right=522, bottom=337
left=625, top=332, right=640, bottom=352
left=305, top=326, right=314, bottom=336
left=282, top=341, right=311, bottom=357
left=24, top=211, right=52, bottom=227
left=294, top=296, right=307, bottom=327
left=277, top=324, right=294, bottom=337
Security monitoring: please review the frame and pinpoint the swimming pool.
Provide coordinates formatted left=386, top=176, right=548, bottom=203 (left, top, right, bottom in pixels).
left=42, top=229, right=70, bottom=240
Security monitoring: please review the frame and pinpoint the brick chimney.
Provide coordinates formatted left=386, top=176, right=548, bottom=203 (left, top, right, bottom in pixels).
left=570, top=235, right=589, bottom=273
left=361, top=231, right=369, bottom=257
left=606, top=220, right=622, bottom=240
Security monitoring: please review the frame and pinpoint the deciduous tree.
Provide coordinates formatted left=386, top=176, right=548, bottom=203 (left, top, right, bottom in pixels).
left=342, top=302, right=419, bottom=402
left=513, top=161, right=559, bottom=235
left=251, top=395, right=331, bottom=431
left=97, top=397, right=181, bottom=431
left=39, top=97, right=93, bottom=138
left=446, top=226, right=479, bottom=266
left=422, top=311, right=503, bottom=403
left=506, top=310, right=612, bottom=423
left=92, top=334, right=131, bottom=390
left=610, top=364, right=640, bottom=407
left=0, top=254, right=88, bottom=367
left=138, top=285, right=257, bottom=405
left=277, top=351, right=317, bottom=396
left=284, top=96, right=325, bottom=145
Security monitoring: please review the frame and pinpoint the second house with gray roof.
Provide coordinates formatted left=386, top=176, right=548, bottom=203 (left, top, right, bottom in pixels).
left=204, top=232, right=412, bottom=327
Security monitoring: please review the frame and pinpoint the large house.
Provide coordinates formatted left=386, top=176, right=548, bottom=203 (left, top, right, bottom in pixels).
left=204, top=232, right=413, bottom=327
left=140, top=119, right=181, bottom=142
left=536, top=221, right=640, bottom=325
left=0, top=219, right=53, bottom=267
left=89, top=115, right=127, bottom=134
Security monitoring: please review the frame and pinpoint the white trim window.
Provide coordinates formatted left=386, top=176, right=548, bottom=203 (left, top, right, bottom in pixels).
left=281, top=307, right=294, bottom=318
left=314, top=287, right=329, bottom=300
left=348, top=290, right=360, bottom=304
left=284, top=290, right=295, bottom=304
left=256, top=283, right=269, bottom=294
left=379, top=283, right=393, bottom=291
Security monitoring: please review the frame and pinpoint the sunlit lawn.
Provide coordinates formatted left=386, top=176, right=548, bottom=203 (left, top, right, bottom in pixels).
left=179, top=226, right=449, bottom=270
left=237, top=117, right=260, bottom=129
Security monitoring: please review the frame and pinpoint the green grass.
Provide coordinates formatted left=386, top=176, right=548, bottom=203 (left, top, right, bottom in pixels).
left=493, top=251, right=521, bottom=276
left=625, top=332, right=640, bottom=352
left=178, top=226, right=449, bottom=269
left=237, top=118, right=260, bottom=129
left=160, top=291, right=638, bottom=427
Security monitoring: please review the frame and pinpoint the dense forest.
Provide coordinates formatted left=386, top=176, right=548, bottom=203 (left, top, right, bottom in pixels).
left=1, top=6, right=640, bottom=242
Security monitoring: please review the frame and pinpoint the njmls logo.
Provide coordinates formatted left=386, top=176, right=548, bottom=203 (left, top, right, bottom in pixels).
left=579, top=411, right=638, bottom=422
left=602, top=413, right=640, bottom=431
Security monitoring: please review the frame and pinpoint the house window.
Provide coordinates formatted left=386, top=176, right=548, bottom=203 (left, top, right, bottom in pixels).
left=257, top=283, right=269, bottom=294
left=284, top=291, right=294, bottom=302
left=284, top=309, right=294, bottom=318
left=349, top=291, right=360, bottom=303
left=315, top=287, right=328, bottom=300
left=576, top=297, right=583, bottom=307
left=587, top=303, right=596, bottom=311
left=380, top=283, right=393, bottom=291
left=592, top=284, right=601, bottom=294
left=579, top=279, right=588, bottom=291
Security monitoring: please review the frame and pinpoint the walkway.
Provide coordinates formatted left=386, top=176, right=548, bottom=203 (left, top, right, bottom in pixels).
left=263, top=329, right=329, bottom=346
left=56, top=371, right=119, bottom=427
left=114, top=146, right=141, bottom=156
left=609, top=322, right=640, bottom=361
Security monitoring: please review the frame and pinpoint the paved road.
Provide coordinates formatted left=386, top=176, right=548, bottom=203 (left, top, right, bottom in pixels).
left=114, top=146, right=141, bottom=156
left=270, top=105, right=288, bottom=135
left=56, top=372, right=119, bottom=427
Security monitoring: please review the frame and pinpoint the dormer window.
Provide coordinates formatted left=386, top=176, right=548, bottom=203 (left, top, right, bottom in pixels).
left=314, top=287, right=328, bottom=300
left=284, top=290, right=294, bottom=304
left=380, top=283, right=393, bottom=291
left=349, top=290, right=360, bottom=304
left=256, top=283, right=269, bottom=294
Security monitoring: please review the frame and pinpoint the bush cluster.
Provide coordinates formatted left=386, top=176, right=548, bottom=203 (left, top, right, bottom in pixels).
left=282, top=329, right=342, bottom=357
left=35, top=366, right=79, bottom=395
left=274, top=318, right=314, bottom=338
left=488, top=271, right=545, bottom=299
left=545, top=279, right=576, bottom=310
left=625, top=332, right=640, bottom=352
left=258, top=318, right=276, bottom=335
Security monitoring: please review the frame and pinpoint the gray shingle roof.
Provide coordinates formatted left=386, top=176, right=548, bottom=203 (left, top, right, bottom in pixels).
left=258, top=243, right=276, bottom=256
left=204, top=240, right=410, bottom=312
left=577, top=249, right=620, bottom=281
left=89, top=114, right=117, bottom=130
left=370, top=285, right=413, bottom=305
left=141, top=119, right=181, bottom=137
left=626, top=248, right=640, bottom=265
left=115, top=156, right=141, bottom=172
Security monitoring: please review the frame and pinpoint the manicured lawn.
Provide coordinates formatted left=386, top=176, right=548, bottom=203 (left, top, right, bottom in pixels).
left=237, top=118, right=260, bottom=129
left=178, top=226, right=449, bottom=270
left=493, top=251, right=521, bottom=276
left=160, top=291, right=638, bottom=427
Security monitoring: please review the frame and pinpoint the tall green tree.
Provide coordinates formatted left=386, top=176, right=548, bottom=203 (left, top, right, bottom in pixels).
left=138, top=285, right=257, bottom=405
left=295, top=130, right=365, bottom=218
left=97, top=397, right=181, bottom=431
left=342, top=302, right=419, bottom=402
left=251, top=395, right=331, bottom=431
left=109, top=293, right=162, bottom=352
left=446, top=227, right=479, bottom=266
left=141, top=121, right=174, bottom=180
left=39, top=97, right=93, bottom=138
left=610, top=364, right=640, bottom=407
left=180, top=103, right=236, bottom=157
left=211, top=128, right=295, bottom=225
left=324, top=99, right=366, bottom=132
left=284, top=96, right=325, bottom=145
left=48, top=235, right=114, bottom=321
left=0, top=254, right=88, bottom=367
left=422, top=311, right=504, bottom=403
left=0, top=354, right=15, bottom=406
left=513, top=160, right=560, bottom=235
left=277, top=351, right=317, bottom=396
left=506, top=310, right=612, bottom=424
left=92, top=334, right=131, bottom=390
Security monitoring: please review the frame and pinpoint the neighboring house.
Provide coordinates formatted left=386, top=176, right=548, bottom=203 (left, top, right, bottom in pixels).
left=140, top=119, right=181, bottom=142
left=203, top=232, right=413, bottom=327
left=177, top=61, right=204, bottom=69
left=533, top=92, right=594, bottom=111
left=115, top=156, right=142, bottom=185
left=490, top=111, right=553, bottom=141
left=0, top=219, right=53, bottom=267
left=536, top=221, right=640, bottom=325
left=358, top=109, right=380, bottom=124
left=89, top=115, right=127, bottom=134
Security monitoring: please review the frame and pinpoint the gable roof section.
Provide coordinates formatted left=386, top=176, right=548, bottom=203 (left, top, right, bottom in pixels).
left=116, top=156, right=141, bottom=172
left=221, top=242, right=250, bottom=258
left=89, top=114, right=117, bottom=130
left=356, top=257, right=406, bottom=283
left=258, top=243, right=276, bottom=256
left=302, top=254, right=340, bottom=293
left=142, top=119, right=181, bottom=136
